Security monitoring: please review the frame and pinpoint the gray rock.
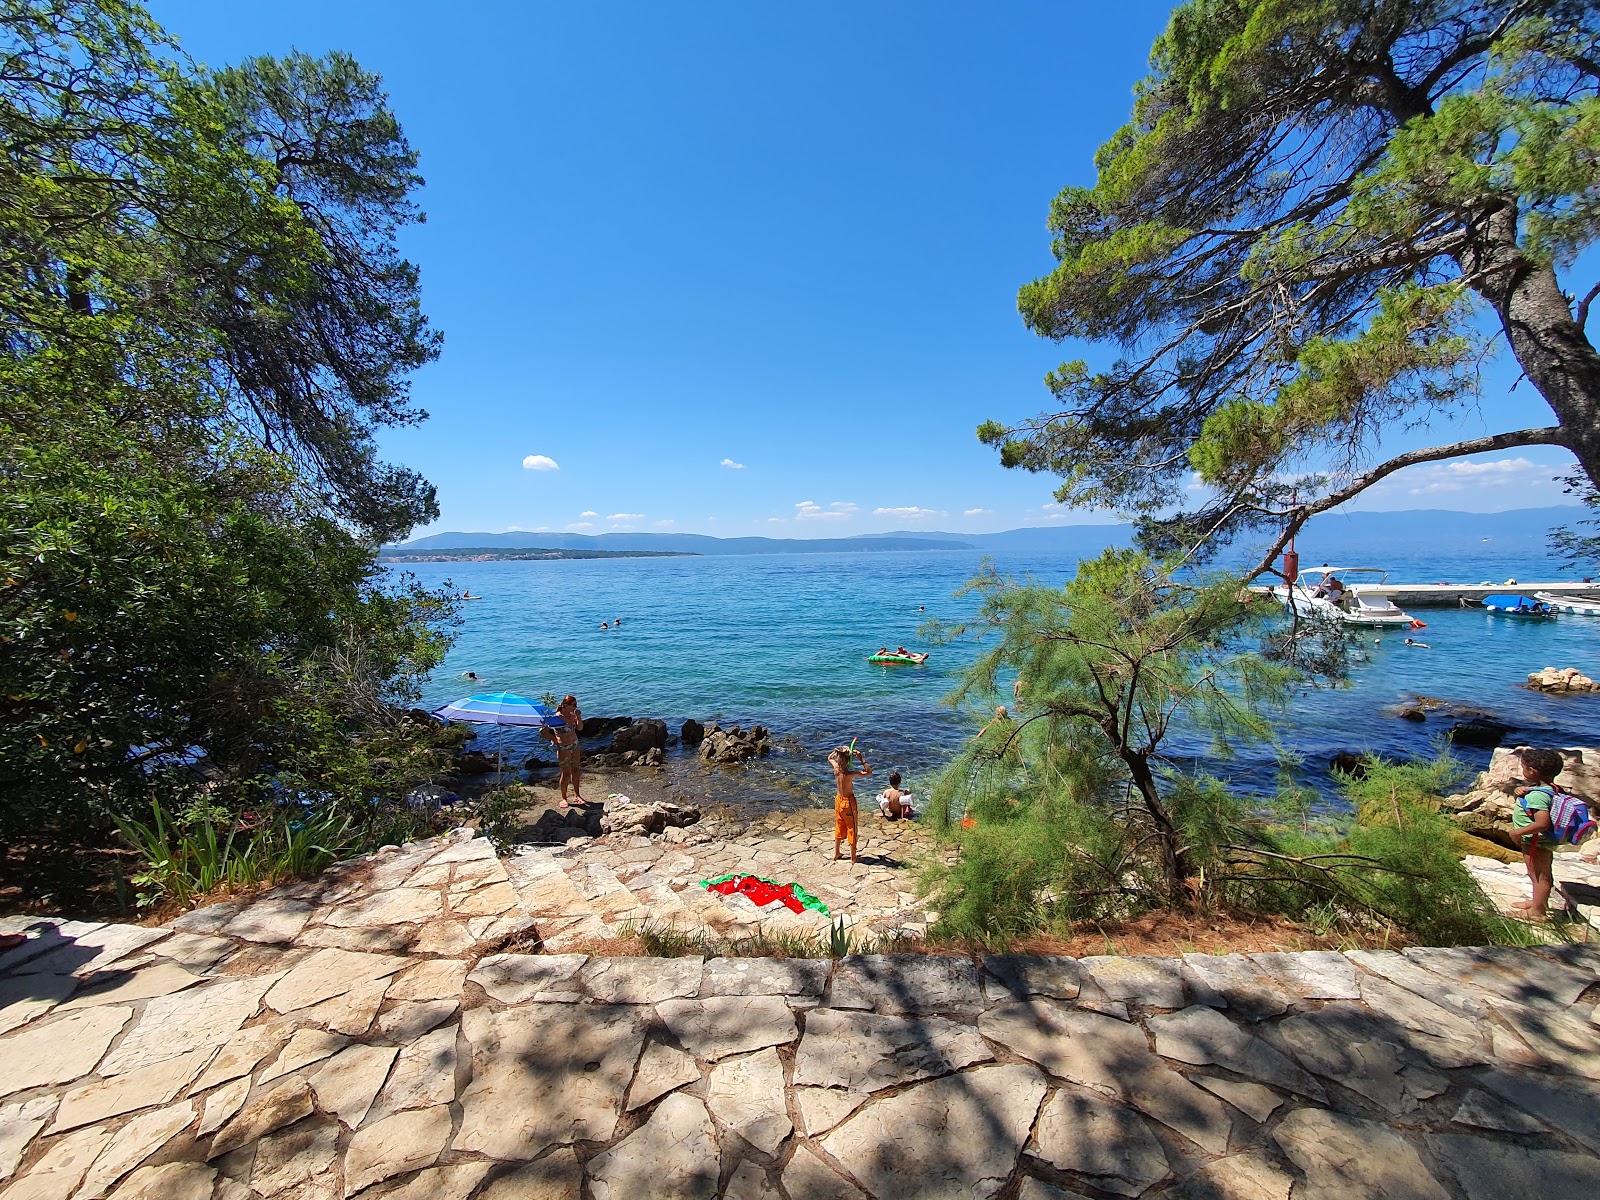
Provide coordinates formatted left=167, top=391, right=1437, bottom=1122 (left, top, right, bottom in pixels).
left=221, top=898, right=314, bottom=945
left=1451, top=1088, right=1549, bottom=1134
left=582, top=955, right=701, bottom=1004
left=0, top=1005, right=130, bottom=1097
left=468, top=953, right=587, bottom=1003
left=1017, top=1182, right=1095, bottom=1200
left=105, top=970, right=281, bottom=1073
left=1477, top=1069, right=1600, bottom=1154
left=454, top=1004, right=645, bottom=1160
left=1147, top=1005, right=1326, bottom=1101
left=700, top=957, right=829, bottom=999
left=103, top=1163, right=215, bottom=1200
left=1250, top=951, right=1361, bottom=1000
left=794, top=1087, right=868, bottom=1135
left=831, top=954, right=984, bottom=1016
left=371, top=1025, right=459, bottom=1121
left=1032, top=1088, right=1170, bottom=1197
left=1429, top=1133, right=1600, bottom=1200
left=1276, top=1003, right=1441, bottom=1113
left=1191, top=1076, right=1283, bottom=1124
left=705, top=1048, right=792, bottom=1155
left=262, top=948, right=407, bottom=1015
left=344, top=1105, right=452, bottom=1196
left=1180, top=953, right=1289, bottom=1020
left=823, top=1063, right=1046, bottom=1199
left=57, top=962, right=201, bottom=1013
left=586, top=1093, right=719, bottom=1200
left=1272, top=1109, right=1448, bottom=1200
left=1423, top=945, right=1599, bottom=1007
left=981, top=954, right=1081, bottom=1001
left=0, top=971, right=78, bottom=1036
left=792, top=1008, right=991, bottom=1092
left=626, top=1041, right=700, bottom=1111
left=309, top=1044, right=398, bottom=1128
left=477, top=1150, right=583, bottom=1198
left=247, top=1120, right=338, bottom=1199
left=978, top=1001, right=1232, bottom=1153
left=48, top=1045, right=209, bottom=1133
left=1344, top=949, right=1488, bottom=1018
left=779, top=1145, right=867, bottom=1200
left=0, top=1096, right=56, bottom=1182
left=656, top=995, right=797, bottom=1061
left=1080, top=955, right=1186, bottom=1009
left=1353, top=974, right=1489, bottom=1068
left=1173, top=1150, right=1294, bottom=1200
left=210, top=1076, right=315, bottom=1157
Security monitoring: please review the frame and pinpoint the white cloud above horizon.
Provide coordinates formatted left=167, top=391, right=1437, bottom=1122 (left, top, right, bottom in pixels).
left=521, top=454, right=559, bottom=471
left=795, top=500, right=856, bottom=521
left=652, top=519, right=675, bottom=528
left=608, top=512, right=645, bottom=521
left=579, top=510, right=599, bottom=518
left=963, top=507, right=992, bottom=517
left=721, top=458, right=745, bottom=470
left=874, top=506, right=942, bottom=520
left=565, top=521, right=593, bottom=531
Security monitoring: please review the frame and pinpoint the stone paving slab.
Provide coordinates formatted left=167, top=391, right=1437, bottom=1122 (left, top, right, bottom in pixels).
left=2, top=830, right=1599, bottom=1199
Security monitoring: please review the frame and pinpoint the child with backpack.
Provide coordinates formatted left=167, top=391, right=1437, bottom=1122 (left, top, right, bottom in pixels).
left=1511, top=747, right=1598, bottom=920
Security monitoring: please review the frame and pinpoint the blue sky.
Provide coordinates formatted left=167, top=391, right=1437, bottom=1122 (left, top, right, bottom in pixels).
left=153, top=1, right=1587, bottom=537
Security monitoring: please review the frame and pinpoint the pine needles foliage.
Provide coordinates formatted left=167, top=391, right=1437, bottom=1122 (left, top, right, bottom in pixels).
left=920, top=555, right=1540, bottom=948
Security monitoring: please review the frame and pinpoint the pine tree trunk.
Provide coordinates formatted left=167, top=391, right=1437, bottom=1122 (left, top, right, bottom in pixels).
left=1461, top=207, right=1599, bottom=485
left=1125, top=753, right=1189, bottom=905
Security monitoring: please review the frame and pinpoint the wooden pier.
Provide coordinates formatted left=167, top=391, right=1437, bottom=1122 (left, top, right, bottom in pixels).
left=1250, top=580, right=1600, bottom=608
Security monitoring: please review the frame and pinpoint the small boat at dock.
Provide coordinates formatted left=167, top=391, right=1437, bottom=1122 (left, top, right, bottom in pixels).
left=1267, top=567, right=1418, bottom=628
left=1534, top=591, right=1600, bottom=616
left=1482, top=594, right=1556, bottom=619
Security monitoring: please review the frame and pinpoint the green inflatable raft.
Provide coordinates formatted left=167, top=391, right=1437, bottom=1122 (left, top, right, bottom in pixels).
left=868, top=652, right=928, bottom=665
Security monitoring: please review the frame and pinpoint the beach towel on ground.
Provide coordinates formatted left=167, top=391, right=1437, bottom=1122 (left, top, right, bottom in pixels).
left=700, top=873, right=829, bottom=916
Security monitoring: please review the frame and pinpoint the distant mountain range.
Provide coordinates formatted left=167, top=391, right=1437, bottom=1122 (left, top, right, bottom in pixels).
left=386, top=506, right=1584, bottom=561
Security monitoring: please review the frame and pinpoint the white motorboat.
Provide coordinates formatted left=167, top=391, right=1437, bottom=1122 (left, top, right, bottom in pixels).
left=1534, top=591, right=1600, bottom=616
left=1267, top=566, right=1418, bottom=628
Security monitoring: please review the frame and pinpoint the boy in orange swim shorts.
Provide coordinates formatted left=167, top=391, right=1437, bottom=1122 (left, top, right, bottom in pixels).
left=828, top=743, right=872, bottom=864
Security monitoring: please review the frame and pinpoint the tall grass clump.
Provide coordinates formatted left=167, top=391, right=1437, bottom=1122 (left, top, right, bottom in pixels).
left=919, top=552, right=1539, bottom=948
left=116, top=793, right=425, bottom=910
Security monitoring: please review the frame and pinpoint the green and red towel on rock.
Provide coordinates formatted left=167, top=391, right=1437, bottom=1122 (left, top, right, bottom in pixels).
left=700, top=873, right=830, bottom=916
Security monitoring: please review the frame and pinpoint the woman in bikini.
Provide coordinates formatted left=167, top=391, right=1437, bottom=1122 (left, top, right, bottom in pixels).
left=543, top=694, right=585, bottom=807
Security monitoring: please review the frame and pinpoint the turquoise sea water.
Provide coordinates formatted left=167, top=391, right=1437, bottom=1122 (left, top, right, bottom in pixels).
left=395, top=548, right=1600, bottom=808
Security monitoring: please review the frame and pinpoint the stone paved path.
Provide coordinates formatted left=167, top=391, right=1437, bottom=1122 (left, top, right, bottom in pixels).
left=1465, top=848, right=1600, bottom=932
left=507, top=809, right=942, bottom=951
left=2, top=830, right=1600, bottom=1199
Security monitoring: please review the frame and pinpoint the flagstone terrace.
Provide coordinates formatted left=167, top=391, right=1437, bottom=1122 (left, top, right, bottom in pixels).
left=1, top=829, right=1598, bottom=1199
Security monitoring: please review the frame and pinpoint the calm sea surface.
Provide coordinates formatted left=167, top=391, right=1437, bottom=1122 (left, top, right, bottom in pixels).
left=393, top=547, right=1600, bottom=810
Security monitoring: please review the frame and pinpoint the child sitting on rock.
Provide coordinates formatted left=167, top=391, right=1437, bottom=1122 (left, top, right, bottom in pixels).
left=1511, top=747, right=1562, bottom=921
left=877, top=772, right=916, bottom=821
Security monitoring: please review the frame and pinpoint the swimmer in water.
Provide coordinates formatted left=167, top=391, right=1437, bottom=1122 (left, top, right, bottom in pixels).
left=460, top=670, right=480, bottom=681
left=1403, top=637, right=1430, bottom=649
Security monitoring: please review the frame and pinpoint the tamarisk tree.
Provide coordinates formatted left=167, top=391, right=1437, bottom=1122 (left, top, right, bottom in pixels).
left=981, top=1, right=1600, bottom=572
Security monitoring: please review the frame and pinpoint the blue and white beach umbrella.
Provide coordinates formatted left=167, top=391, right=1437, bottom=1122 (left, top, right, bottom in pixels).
left=434, top=692, right=564, bottom=727
left=433, top=691, right=565, bottom=776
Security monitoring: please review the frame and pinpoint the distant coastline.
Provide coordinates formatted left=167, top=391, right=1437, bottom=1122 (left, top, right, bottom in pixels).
left=377, top=547, right=697, bottom=563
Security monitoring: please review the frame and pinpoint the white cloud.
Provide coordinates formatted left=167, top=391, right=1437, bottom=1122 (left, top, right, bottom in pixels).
left=767, top=517, right=785, bottom=523
left=1404, top=456, right=1552, bottom=495
left=721, top=458, right=745, bottom=470
left=652, top=519, right=676, bottom=528
left=534, top=526, right=550, bottom=532
left=565, top=521, right=593, bottom=531
left=873, top=506, right=943, bottom=520
left=504, top=524, right=524, bottom=532
left=963, top=508, right=992, bottom=517
left=795, top=500, right=853, bottom=522
left=608, top=512, right=644, bottom=521
left=521, top=454, right=559, bottom=471
left=579, top=510, right=599, bottom=518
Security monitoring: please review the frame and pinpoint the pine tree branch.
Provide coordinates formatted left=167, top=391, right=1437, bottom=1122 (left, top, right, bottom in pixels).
left=1238, top=426, right=1571, bottom=583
